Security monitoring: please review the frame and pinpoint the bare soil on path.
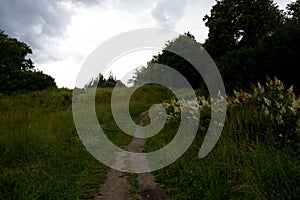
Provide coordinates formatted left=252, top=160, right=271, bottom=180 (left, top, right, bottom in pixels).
left=91, top=117, right=170, bottom=200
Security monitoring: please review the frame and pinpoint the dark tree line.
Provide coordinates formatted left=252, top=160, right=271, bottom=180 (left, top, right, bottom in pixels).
left=130, top=32, right=206, bottom=90
left=132, top=0, right=300, bottom=94
left=209, top=0, right=300, bottom=93
left=85, top=72, right=125, bottom=89
left=0, top=30, right=56, bottom=94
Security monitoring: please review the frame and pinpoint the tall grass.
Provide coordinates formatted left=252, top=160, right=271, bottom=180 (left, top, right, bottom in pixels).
left=2, top=80, right=298, bottom=199
left=146, top=78, right=300, bottom=199
left=0, top=89, right=109, bottom=199
left=0, top=85, right=174, bottom=199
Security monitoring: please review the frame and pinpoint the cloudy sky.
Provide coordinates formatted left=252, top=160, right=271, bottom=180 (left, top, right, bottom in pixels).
left=0, top=0, right=292, bottom=88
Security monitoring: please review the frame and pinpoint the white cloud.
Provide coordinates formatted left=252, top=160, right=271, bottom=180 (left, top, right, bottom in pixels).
left=0, top=0, right=293, bottom=88
left=36, top=1, right=158, bottom=88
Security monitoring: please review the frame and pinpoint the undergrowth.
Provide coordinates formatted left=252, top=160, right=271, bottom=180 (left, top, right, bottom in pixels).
left=146, top=77, right=300, bottom=199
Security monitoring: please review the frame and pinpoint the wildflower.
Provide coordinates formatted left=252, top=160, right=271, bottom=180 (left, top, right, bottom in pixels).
left=258, top=82, right=261, bottom=89
left=244, top=93, right=252, bottom=99
left=257, top=82, right=264, bottom=93
left=217, top=90, right=225, bottom=101
left=263, top=97, right=271, bottom=107
left=292, top=96, right=300, bottom=109
left=277, top=84, right=284, bottom=91
left=280, top=106, right=286, bottom=115
left=266, top=77, right=273, bottom=89
left=198, top=96, right=210, bottom=108
left=276, top=114, right=284, bottom=125
left=288, top=86, right=293, bottom=94
left=279, top=94, right=284, bottom=100
left=262, top=104, right=269, bottom=116
left=275, top=101, right=281, bottom=109
left=233, top=90, right=239, bottom=97
left=279, top=134, right=283, bottom=137
left=288, top=106, right=297, bottom=116
left=274, top=76, right=280, bottom=85
left=274, top=77, right=284, bottom=91
left=251, top=83, right=258, bottom=94
left=234, top=98, right=240, bottom=104
left=174, top=106, right=181, bottom=114
left=162, top=102, right=170, bottom=108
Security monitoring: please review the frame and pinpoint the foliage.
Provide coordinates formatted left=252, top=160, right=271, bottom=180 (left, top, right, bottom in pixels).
left=203, top=0, right=284, bottom=59
left=198, top=0, right=299, bottom=94
left=217, top=17, right=300, bottom=93
left=286, top=0, right=300, bottom=20
left=132, top=32, right=207, bottom=91
left=0, top=30, right=34, bottom=72
left=146, top=77, right=300, bottom=199
left=0, top=30, right=57, bottom=94
left=85, top=72, right=125, bottom=89
left=228, top=77, right=300, bottom=150
left=256, top=18, right=300, bottom=93
left=0, top=70, right=56, bottom=94
left=131, top=0, right=299, bottom=94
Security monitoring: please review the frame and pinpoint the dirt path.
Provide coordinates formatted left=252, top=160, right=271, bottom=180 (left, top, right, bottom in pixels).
left=92, top=115, right=170, bottom=200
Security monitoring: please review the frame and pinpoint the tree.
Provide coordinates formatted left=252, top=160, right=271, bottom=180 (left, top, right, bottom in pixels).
left=286, top=0, right=300, bottom=20
left=256, top=18, right=300, bottom=93
left=133, top=32, right=207, bottom=90
left=0, top=30, right=56, bottom=94
left=2, top=71, right=56, bottom=93
left=0, top=30, right=34, bottom=72
left=216, top=14, right=300, bottom=93
left=85, top=72, right=125, bottom=89
left=203, top=0, right=283, bottom=59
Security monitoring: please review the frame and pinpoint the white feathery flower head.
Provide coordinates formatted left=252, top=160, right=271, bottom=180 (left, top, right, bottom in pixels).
left=263, top=97, right=271, bottom=107
left=276, top=114, right=284, bottom=125
left=233, top=90, right=239, bottom=97
left=292, top=96, right=300, bottom=110
left=257, top=82, right=265, bottom=93
left=289, top=106, right=297, bottom=116
left=288, top=85, right=293, bottom=94
left=275, top=101, right=281, bottom=109
left=279, top=94, right=284, bottom=100
left=262, top=104, right=269, bottom=116
left=280, top=106, right=286, bottom=115
left=234, top=98, right=240, bottom=104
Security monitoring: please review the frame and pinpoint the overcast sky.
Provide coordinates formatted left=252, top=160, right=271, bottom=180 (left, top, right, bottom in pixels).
left=0, top=0, right=292, bottom=88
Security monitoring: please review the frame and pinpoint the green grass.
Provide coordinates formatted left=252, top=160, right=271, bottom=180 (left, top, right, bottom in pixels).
left=2, top=83, right=298, bottom=199
left=0, top=89, right=112, bottom=199
left=0, top=85, right=174, bottom=199
left=145, top=93, right=300, bottom=199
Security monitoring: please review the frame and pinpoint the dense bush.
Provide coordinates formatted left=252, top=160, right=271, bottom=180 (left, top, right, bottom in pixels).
left=0, top=70, right=57, bottom=94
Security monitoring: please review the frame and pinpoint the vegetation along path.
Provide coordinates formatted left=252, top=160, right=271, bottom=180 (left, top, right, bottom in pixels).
left=92, top=113, right=170, bottom=200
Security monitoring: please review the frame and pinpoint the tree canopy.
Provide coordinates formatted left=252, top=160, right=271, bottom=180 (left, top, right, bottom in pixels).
left=203, top=0, right=284, bottom=59
left=286, top=0, right=300, bottom=20
left=131, top=32, right=207, bottom=91
left=131, top=0, right=299, bottom=94
left=210, top=0, right=300, bottom=92
left=0, top=30, right=34, bottom=72
left=0, top=30, right=56, bottom=94
left=85, top=72, right=125, bottom=89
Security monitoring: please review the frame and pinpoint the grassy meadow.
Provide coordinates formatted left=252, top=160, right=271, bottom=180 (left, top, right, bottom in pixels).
left=0, top=85, right=173, bottom=199
left=1, top=80, right=299, bottom=199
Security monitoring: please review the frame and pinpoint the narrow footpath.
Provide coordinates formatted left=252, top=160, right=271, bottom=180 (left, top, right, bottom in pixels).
left=92, top=116, right=170, bottom=200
